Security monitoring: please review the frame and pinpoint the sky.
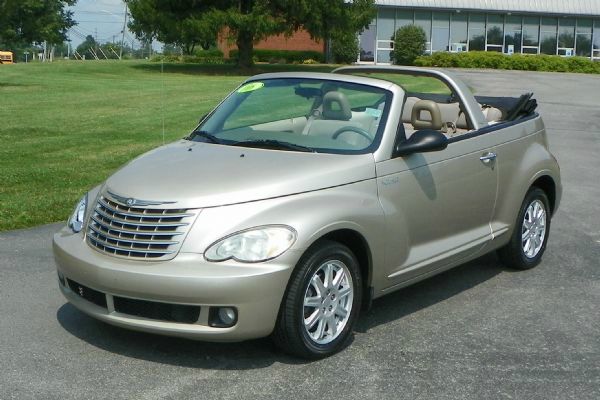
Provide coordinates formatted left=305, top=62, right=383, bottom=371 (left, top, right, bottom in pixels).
left=68, top=0, right=154, bottom=50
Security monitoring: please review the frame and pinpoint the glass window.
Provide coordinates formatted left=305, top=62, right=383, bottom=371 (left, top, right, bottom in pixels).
left=504, top=15, right=522, bottom=53
left=469, top=14, right=486, bottom=51
left=432, top=12, right=450, bottom=51
left=377, top=8, right=396, bottom=41
left=540, top=17, right=557, bottom=55
left=450, top=13, right=468, bottom=51
left=486, top=14, right=504, bottom=46
left=415, top=11, right=432, bottom=41
left=594, top=20, right=600, bottom=58
left=359, top=24, right=375, bottom=62
left=376, top=50, right=392, bottom=64
left=577, top=18, right=592, bottom=34
left=558, top=18, right=575, bottom=49
left=523, top=16, right=540, bottom=47
left=197, top=78, right=392, bottom=154
left=396, top=10, right=413, bottom=29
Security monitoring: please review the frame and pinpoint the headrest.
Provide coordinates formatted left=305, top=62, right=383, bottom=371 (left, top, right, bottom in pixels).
left=411, top=100, right=443, bottom=131
left=322, top=91, right=352, bottom=121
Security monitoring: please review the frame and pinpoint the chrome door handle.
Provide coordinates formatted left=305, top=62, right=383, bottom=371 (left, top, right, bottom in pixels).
left=480, top=152, right=497, bottom=164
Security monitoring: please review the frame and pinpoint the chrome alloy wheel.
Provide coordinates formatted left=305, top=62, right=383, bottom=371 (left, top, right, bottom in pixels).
left=303, top=260, right=354, bottom=345
left=522, top=199, right=547, bottom=259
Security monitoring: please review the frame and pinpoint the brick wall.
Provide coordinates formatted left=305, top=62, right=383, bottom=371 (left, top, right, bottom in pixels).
left=218, top=29, right=324, bottom=58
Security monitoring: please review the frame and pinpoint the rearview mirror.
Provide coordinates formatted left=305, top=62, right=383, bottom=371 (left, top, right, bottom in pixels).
left=394, top=129, right=448, bottom=157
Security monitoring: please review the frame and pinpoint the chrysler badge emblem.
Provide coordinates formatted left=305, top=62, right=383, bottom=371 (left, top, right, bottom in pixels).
left=126, top=198, right=136, bottom=206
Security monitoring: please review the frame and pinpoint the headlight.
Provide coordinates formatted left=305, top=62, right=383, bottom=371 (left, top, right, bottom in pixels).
left=205, top=226, right=296, bottom=263
left=68, top=194, right=88, bottom=233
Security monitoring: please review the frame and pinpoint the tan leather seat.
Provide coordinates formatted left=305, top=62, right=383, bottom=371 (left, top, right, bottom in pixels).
left=411, top=100, right=443, bottom=131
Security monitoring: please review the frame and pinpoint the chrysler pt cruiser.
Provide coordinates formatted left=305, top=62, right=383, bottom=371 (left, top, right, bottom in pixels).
left=53, top=66, right=561, bottom=358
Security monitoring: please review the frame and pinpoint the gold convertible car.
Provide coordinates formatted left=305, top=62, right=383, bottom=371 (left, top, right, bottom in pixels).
left=53, top=66, right=561, bottom=358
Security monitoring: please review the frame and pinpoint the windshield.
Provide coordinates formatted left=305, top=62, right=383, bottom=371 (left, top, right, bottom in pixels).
left=189, top=78, right=391, bottom=154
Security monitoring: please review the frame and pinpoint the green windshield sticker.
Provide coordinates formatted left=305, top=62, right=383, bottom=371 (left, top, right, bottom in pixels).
left=237, top=82, right=264, bottom=93
left=365, top=107, right=383, bottom=118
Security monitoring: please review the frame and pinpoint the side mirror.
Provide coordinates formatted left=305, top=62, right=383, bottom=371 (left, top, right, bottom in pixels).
left=198, top=113, right=208, bottom=124
left=394, top=129, right=448, bottom=157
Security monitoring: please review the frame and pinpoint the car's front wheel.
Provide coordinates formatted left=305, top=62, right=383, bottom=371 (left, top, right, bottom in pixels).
left=273, top=240, right=362, bottom=359
left=498, top=187, right=551, bottom=270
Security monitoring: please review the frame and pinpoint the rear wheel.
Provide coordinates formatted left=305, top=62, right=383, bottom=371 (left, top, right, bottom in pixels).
left=498, top=187, right=551, bottom=270
left=273, top=240, right=362, bottom=359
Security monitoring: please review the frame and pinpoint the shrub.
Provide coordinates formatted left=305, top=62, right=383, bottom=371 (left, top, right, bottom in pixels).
left=414, top=51, right=600, bottom=74
left=392, top=25, right=427, bottom=65
left=331, top=31, right=359, bottom=64
left=229, top=49, right=324, bottom=64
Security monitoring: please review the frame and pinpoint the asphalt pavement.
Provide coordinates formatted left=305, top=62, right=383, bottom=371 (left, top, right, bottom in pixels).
left=1, top=69, right=599, bottom=399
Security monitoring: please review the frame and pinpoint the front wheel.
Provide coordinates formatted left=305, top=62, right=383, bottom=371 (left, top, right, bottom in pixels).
left=273, top=240, right=362, bottom=359
left=498, top=187, right=551, bottom=270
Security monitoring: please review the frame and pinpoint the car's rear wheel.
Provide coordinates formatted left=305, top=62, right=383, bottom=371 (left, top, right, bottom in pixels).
left=498, top=187, right=551, bottom=270
left=273, top=240, right=362, bottom=359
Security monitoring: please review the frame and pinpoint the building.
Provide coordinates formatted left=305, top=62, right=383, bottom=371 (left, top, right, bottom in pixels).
left=360, top=0, right=600, bottom=63
left=218, top=30, right=324, bottom=58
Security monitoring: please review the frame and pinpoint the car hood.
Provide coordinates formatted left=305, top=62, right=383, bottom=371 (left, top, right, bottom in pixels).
left=103, top=140, right=376, bottom=209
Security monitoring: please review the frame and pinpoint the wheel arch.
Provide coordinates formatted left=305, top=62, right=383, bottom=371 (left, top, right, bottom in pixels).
left=309, top=228, right=374, bottom=311
left=531, top=175, right=557, bottom=216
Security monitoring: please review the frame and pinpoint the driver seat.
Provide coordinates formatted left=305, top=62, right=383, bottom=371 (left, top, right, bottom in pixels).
left=306, top=92, right=365, bottom=144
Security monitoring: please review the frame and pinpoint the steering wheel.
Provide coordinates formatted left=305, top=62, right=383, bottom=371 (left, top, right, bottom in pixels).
left=332, top=126, right=372, bottom=141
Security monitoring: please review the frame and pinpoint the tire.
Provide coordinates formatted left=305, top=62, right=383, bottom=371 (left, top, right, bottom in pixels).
left=273, top=240, right=362, bottom=359
left=498, top=187, right=551, bottom=270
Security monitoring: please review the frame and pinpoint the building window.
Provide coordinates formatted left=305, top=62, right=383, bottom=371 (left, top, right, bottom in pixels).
left=505, top=15, right=522, bottom=54
left=540, top=17, right=558, bottom=55
left=415, top=11, right=432, bottom=53
left=576, top=19, right=592, bottom=57
left=486, top=14, right=504, bottom=52
left=376, top=7, right=396, bottom=63
left=450, top=13, right=468, bottom=52
left=558, top=18, right=576, bottom=55
left=469, top=14, right=486, bottom=51
left=594, top=20, right=600, bottom=59
left=522, top=16, right=540, bottom=54
left=359, top=23, right=376, bottom=62
left=432, top=12, right=450, bottom=52
left=396, top=10, right=414, bottom=29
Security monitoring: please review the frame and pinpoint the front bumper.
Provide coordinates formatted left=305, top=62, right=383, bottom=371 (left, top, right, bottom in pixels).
left=53, top=227, right=300, bottom=342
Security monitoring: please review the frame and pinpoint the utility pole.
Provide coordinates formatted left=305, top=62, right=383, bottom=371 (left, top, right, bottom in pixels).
left=119, top=2, right=128, bottom=60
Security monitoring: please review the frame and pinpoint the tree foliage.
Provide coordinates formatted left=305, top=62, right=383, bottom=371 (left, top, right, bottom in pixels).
left=392, top=25, right=427, bottom=65
left=126, top=0, right=375, bottom=68
left=0, top=0, right=76, bottom=51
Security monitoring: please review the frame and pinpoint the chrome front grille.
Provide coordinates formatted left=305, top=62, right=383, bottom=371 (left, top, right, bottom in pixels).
left=86, top=194, right=197, bottom=260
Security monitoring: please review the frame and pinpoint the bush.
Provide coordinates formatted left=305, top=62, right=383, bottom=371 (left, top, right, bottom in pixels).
left=414, top=51, right=600, bottom=74
left=229, top=49, right=324, bottom=64
left=392, top=25, right=427, bottom=65
left=331, top=31, right=359, bottom=64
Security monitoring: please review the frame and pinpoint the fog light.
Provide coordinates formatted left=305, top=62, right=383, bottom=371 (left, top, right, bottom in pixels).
left=209, top=307, right=238, bottom=328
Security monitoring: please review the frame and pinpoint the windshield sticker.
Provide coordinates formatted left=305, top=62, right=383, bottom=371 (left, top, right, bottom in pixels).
left=365, top=107, right=383, bottom=118
left=237, top=82, right=264, bottom=93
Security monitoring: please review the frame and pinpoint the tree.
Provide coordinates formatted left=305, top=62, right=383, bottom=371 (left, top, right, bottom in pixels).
left=0, top=0, right=76, bottom=52
left=392, top=25, right=427, bottom=65
left=127, top=0, right=222, bottom=55
left=75, top=35, right=98, bottom=59
left=127, top=0, right=375, bottom=68
left=331, top=31, right=360, bottom=64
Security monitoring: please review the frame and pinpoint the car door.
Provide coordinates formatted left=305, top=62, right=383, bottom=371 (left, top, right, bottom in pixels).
left=376, top=132, right=499, bottom=286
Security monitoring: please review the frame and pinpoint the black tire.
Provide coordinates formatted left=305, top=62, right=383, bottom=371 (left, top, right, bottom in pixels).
left=498, top=187, right=551, bottom=270
left=273, top=240, right=362, bottom=359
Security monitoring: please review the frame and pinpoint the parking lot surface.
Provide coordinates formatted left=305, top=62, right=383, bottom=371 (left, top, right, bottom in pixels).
left=1, top=69, right=599, bottom=399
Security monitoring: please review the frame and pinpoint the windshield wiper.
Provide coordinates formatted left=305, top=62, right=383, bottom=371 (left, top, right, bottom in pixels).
left=233, top=139, right=316, bottom=153
left=190, top=130, right=222, bottom=144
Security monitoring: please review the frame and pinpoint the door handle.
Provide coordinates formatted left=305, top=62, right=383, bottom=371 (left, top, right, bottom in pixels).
left=480, top=152, right=497, bottom=164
